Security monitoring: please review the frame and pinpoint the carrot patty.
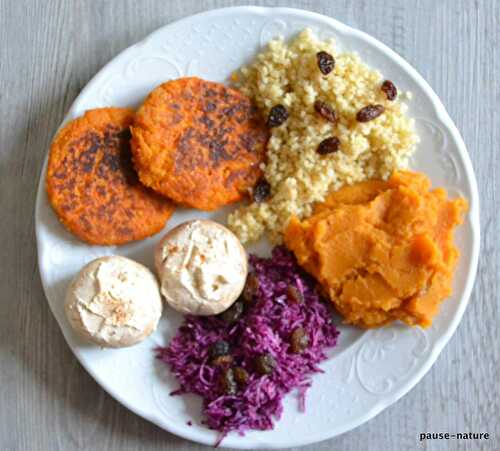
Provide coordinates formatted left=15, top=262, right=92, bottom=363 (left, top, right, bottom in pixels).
left=131, top=77, right=269, bottom=211
left=46, top=108, right=174, bottom=245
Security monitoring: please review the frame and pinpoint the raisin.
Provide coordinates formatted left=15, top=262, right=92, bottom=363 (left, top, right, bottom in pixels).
left=287, top=285, right=305, bottom=304
left=242, top=273, right=259, bottom=305
left=209, top=340, right=230, bottom=358
left=356, top=104, right=385, bottom=122
left=316, top=51, right=335, bottom=75
left=253, top=179, right=271, bottom=202
left=233, top=366, right=250, bottom=386
left=209, top=340, right=233, bottom=366
left=381, top=80, right=397, bottom=101
left=219, top=301, right=244, bottom=324
left=290, top=327, right=310, bottom=353
left=219, top=368, right=237, bottom=395
left=254, top=353, right=276, bottom=375
left=211, top=355, right=234, bottom=366
left=317, top=137, right=341, bottom=155
left=267, top=104, right=288, bottom=127
left=314, top=100, right=337, bottom=123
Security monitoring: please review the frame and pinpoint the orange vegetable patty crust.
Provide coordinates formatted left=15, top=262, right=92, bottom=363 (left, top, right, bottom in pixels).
left=131, top=77, right=269, bottom=211
left=284, top=171, right=468, bottom=328
left=46, top=108, right=174, bottom=245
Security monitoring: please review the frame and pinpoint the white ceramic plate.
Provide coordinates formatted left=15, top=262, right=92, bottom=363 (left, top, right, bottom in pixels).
left=35, top=6, right=480, bottom=449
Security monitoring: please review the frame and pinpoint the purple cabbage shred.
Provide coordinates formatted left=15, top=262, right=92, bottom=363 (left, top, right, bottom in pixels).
left=155, top=246, right=339, bottom=445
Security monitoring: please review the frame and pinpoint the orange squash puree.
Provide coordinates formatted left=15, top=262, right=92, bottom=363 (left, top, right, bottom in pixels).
left=284, top=171, right=468, bottom=328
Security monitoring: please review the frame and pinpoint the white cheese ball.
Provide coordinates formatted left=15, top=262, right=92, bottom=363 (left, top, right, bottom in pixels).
left=155, top=220, right=248, bottom=315
left=65, top=256, right=162, bottom=348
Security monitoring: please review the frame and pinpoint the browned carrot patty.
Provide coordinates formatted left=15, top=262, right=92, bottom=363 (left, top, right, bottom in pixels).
left=46, top=108, right=174, bottom=245
left=131, top=77, right=269, bottom=211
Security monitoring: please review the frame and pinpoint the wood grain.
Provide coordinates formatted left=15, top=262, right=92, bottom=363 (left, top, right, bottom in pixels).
left=0, top=1, right=498, bottom=450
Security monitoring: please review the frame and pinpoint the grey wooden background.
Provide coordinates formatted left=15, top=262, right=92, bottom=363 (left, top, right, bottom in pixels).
left=0, top=1, right=498, bottom=450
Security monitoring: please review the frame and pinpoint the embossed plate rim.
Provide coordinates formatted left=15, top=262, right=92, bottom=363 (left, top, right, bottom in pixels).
left=35, top=5, right=480, bottom=449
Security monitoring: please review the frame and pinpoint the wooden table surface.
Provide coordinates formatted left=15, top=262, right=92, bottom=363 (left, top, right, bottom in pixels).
left=1, top=1, right=498, bottom=450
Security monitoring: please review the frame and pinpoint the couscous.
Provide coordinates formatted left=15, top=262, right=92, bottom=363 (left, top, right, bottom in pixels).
left=228, top=29, right=419, bottom=243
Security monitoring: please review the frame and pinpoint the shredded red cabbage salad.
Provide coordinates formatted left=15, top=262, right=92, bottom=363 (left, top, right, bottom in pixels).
left=156, top=246, right=339, bottom=444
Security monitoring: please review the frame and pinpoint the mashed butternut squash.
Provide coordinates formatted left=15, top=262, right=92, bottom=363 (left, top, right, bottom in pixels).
left=284, top=171, right=467, bottom=328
